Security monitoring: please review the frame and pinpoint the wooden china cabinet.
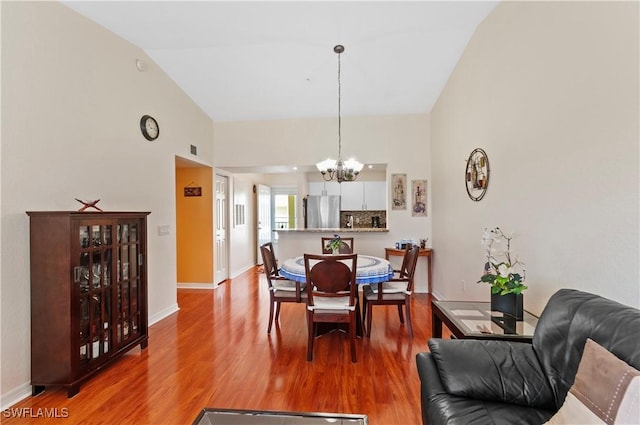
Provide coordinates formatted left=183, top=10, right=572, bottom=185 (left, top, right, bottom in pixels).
left=26, top=211, right=150, bottom=397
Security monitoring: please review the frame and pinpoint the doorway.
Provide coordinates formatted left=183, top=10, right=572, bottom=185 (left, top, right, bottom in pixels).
left=256, top=184, right=272, bottom=263
left=215, top=175, right=230, bottom=284
left=175, top=157, right=214, bottom=287
left=269, top=187, right=297, bottom=259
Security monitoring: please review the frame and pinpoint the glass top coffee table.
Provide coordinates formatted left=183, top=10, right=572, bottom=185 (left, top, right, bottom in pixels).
left=431, top=300, right=539, bottom=342
left=193, top=408, right=368, bottom=425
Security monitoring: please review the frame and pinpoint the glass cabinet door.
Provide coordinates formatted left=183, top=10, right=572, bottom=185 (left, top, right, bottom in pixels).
left=76, top=222, right=113, bottom=366
left=116, top=220, right=143, bottom=347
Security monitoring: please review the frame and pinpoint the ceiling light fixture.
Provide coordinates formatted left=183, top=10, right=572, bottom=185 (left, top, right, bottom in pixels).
left=316, top=45, right=363, bottom=183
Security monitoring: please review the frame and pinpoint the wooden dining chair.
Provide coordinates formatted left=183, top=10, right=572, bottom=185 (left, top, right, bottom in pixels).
left=259, top=242, right=306, bottom=334
left=303, top=253, right=358, bottom=362
left=320, top=237, right=354, bottom=254
left=362, top=244, right=420, bottom=338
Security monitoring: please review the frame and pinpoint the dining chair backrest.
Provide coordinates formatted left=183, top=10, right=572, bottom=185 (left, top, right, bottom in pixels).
left=260, top=242, right=279, bottom=279
left=395, top=244, right=412, bottom=276
left=303, top=253, right=358, bottom=308
left=321, top=237, right=354, bottom=254
left=399, top=244, right=420, bottom=292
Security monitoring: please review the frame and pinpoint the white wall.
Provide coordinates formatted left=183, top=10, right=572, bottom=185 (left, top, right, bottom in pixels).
left=431, top=1, right=639, bottom=314
left=1, top=2, right=213, bottom=406
left=214, top=114, right=432, bottom=271
left=227, top=173, right=258, bottom=276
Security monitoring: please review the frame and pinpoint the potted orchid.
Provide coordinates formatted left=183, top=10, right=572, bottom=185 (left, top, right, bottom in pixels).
left=478, top=227, right=527, bottom=319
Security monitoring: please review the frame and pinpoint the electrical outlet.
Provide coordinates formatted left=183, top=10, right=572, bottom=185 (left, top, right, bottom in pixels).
left=461, top=280, right=466, bottom=291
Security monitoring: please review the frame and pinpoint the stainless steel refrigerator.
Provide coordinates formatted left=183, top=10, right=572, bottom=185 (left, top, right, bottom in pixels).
left=304, top=195, right=341, bottom=229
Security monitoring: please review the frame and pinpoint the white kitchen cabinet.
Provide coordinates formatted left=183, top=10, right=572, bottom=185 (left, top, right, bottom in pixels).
left=340, top=181, right=386, bottom=210
left=308, top=182, right=341, bottom=196
left=339, top=182, right=363, bottom=210
left=364, top=181, right=386, bottom=210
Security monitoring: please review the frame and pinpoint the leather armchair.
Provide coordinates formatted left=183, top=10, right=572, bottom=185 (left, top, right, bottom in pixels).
left=416, top=289, right=640, bottom=425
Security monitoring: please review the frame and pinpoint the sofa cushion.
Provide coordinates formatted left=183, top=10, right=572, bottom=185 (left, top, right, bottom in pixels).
left=533, top=289, right=640, bottom=408
left=545, top=339, right=640, bottom=424
left=417, top=352, right=555, bottom=425
left=428, top=338, right=555, bottom=409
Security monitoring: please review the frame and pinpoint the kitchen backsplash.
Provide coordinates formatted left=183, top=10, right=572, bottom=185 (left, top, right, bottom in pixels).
left=340, top=210, right=387, bottom=229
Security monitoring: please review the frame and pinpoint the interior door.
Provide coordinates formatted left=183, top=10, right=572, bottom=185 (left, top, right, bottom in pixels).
left=214, top=175, right=229, bottom=284
left=256, top=184, right=272, bottom=263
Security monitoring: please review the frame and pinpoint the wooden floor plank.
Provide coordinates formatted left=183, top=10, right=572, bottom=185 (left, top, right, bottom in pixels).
left=3, top=266, right=439, bottom=424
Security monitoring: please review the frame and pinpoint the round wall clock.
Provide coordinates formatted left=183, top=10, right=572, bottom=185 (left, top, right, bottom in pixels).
left=465, top=148, right=490, bottom=201
left=140, top=115, right=159, bottom=141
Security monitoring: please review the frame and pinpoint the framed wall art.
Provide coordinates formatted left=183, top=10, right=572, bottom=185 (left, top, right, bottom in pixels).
left=411, top=179, right=427, bottom=217
left=391, top=174, right=407, bottom=210
left=184, top=186, right=202, bottom=197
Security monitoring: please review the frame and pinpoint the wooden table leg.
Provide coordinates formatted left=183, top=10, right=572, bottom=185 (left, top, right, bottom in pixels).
left=427, top=253, right=432, bottom=294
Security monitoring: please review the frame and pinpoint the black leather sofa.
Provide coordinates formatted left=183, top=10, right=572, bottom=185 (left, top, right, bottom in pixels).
left=416, top=289, right=640, bottom=425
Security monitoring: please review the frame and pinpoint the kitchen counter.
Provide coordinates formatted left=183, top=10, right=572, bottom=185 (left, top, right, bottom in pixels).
left=273, top=228, right=430, bottom=293
left=276, top=228, right=388, bottom=233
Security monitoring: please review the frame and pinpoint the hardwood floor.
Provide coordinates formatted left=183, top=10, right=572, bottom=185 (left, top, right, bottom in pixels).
left=4, top=267, right=440, bottom=424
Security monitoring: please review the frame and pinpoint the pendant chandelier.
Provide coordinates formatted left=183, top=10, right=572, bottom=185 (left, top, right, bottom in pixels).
left=316, top=45, right=363, bottom=183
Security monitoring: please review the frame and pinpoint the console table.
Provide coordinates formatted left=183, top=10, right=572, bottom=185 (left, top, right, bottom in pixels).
left=385, top=247, right=433, bottom=293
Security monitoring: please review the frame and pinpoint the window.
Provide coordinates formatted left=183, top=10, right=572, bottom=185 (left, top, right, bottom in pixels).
left=271, top=187, right=297, bottom=235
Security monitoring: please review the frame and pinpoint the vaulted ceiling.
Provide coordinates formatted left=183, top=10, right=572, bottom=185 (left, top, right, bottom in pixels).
left=63, top=1, right=499, bottom=123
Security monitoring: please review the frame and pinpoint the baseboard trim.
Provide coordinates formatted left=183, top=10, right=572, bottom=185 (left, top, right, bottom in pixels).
left=1, top=382, right=32, bottom=411
left=149, top=303, right=180, bottom=327
left=230, top=264, right=258, bottom=279
left=177, top=283, right=217, bottom=290
left=431, top=290, right=444, bottom=300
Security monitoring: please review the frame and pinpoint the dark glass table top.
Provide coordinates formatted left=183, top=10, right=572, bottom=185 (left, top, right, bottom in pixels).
left=432, top=300, right=538, bottom=340
left=193, top=408, right=368, bottom=425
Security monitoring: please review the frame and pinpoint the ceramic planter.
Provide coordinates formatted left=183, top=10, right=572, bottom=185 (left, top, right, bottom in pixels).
left=490, top=292, right=523, bottom=320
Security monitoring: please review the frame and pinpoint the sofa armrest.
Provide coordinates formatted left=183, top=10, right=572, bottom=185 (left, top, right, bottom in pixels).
left=416, top=351, right=450, bottom=425
left=428, top=338, right=555, bottom=409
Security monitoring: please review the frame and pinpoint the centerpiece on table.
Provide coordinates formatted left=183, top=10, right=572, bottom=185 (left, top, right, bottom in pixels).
left=326, top=234, right=343, bottom=255
left=478, top=227, right=527, bottom=320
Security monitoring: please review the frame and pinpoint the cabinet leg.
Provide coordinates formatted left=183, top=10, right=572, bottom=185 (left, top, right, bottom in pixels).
left=140, top=338, right=148, bottom=349
left=32, top=385, right=45, bottom=396
left=67, top=384, right=80, bottom=398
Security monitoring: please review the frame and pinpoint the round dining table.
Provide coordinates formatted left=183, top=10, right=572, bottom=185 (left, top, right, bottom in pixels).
left=279, top=254, right=394, bottom=284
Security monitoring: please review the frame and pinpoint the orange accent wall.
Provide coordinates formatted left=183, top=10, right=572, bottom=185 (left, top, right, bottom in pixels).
left=176, top=166, right=213, bottom=283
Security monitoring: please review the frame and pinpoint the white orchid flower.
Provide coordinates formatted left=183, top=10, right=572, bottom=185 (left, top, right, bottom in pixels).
left=481, top=229, right=494, bottom=248
left=497, top=263, right=512, bottom=278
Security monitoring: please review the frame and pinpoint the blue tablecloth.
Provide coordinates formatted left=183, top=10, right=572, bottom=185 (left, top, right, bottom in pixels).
left=279, top=255, right=394, bottom=284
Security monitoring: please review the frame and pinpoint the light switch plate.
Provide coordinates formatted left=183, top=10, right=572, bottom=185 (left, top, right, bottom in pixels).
left=158, top=225, right=170, bottom=236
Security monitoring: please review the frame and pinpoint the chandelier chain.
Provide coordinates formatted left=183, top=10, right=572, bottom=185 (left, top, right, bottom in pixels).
left=315, top=44, right=363, bottom=183
left=337, top=49, right=342, bottom=160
